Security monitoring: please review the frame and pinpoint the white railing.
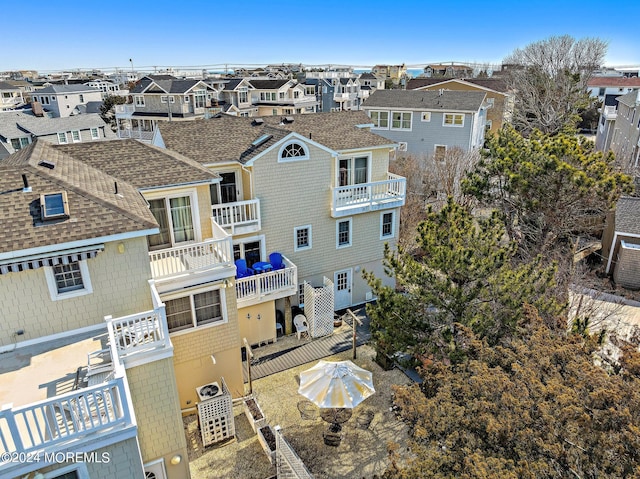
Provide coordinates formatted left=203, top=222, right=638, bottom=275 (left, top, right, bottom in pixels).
left=332, top=173, right=406, bottom=214
left=603, top=105, right=617, bottom=119
left=148, top=235, right=233, bottom=280
left=0, top=374, right=133, bottom=460
left=236, top=256, right=297, bottom=304
left=117, top=129, right=155, bottom=141
left=212, top=199, right=261, bottom=235
left=275, top=426, right=314, bottom=478
left=115, top=104, right=135, bottom=115
left=105, top=307, right=169, bottom=359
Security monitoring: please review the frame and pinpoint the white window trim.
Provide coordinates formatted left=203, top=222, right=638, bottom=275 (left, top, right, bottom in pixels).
left=294, top=224, right=312, bottom=251
left=71, top=130, right=81, bottom=142
left=232, top=233, right=267, bottom=262
left=144, top=189, right=203, bottom=244
left=57, top=132, right=68, bottom=144
left=421, top=112, right=431, bottom=122
left=184, top=96, right=190, bottom=103
left=336, top=153, right=371, bottom=186
left=443, top=113, right=465, bottom=127
left=44, top=462, right=89, bottom=479
left=161, top=95, right=168, bottom=103
left=380, top=211, right=396, bottom=240
left=169, top=95, right=175, bottom=103
left=336, top=218, right=353, bottom=249
left=134, top=95, right=145, bottom=107
left=278, top=140, right=310, bottom=162
left=370, top=110, right=389, bottom=130
left=90, top=127, right=99, bottom=139
left=163, top=285, right=228, bottom=337
left=390, top=111, right=412, bottom=131
left=44, top=260, right=93, bottom=302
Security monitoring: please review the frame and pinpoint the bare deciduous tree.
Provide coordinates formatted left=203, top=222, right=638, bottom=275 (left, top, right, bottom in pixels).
left=504, top=35, right=608, bottom=136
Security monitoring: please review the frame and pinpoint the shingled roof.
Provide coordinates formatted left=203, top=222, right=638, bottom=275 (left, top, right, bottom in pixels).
left=406, top=77, right=508, bottom=93
left=0, top=141, right=157, bottom=255
left=363, top=89, right=486, bottom=111
left=614, top=197, right=640, bottom=235
left=157, top=111, right=393, bottom=165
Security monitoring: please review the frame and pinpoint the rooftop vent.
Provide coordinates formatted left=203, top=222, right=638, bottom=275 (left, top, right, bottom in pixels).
left=22, top=174, right=31, bottom=193
left=283, top=116, right=295, bottom=123
left=251, top=134, right=273, bottom=148
left=252, top=118, right=264, bottom=126
left=38, top=160, right=55, bottom=169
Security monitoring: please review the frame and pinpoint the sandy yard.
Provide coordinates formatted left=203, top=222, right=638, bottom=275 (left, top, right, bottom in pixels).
left=184, top=344, right=413, bottom=479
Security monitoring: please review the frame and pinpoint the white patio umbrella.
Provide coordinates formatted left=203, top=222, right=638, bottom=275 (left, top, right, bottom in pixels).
left=297, top=360, right=375, bottom=409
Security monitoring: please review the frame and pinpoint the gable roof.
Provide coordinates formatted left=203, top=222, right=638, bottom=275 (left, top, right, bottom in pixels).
left=362, top=89, right=486, bottom=112
left=0, top=141, right=157, bottom=256
left=34, top=84, right=101, bottom=94
left=0, top=81, right=20, bottom=91
left=57, top=139, right=219, bottom=190
left=248, top=79, right=290, bottom=90
left=406, top=77, right=508, bottom=93
left=616, top=89, right=640, bottom=108
left=130, top=75, right=212, bottom=95
left=1, top=112, right=109, bottom=137
left=158, top=111, right=393, bottom=165
left=408, top=78, right=508, bottom=96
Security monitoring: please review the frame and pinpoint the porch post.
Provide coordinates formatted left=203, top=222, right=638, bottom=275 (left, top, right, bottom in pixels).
left=284, top=296, right=292, bottom=335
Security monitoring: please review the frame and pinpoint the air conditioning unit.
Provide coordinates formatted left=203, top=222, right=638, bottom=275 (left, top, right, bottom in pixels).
left=196, top=382, right=223, bottom=401
left=398, top=142, right=408, bottom=152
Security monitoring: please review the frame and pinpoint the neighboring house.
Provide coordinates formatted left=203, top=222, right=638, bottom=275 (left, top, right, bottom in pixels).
left=108, top=70, right=140, bottom=85
left=362, top=89, right=488, bottom=158
left=0, top=140, right=191, bottom=479
left=0, top=111, right=114, bottom=159
left=0, top=80, right=25, bottom=110
left=595, top=93, right=622, bottom=152
left=248, top=78, right=317, bottom=116
left=423, top=63, right=474, bottom=78
left=219, top=78, right=257, bottom=117
left=155, top=111, right=405, bottom=340
left=114, top=75, right=220, bottom=141
left=602, top=89, right=640, bottom=170
left=372, top=64, right=407, bottom=86
left=407, top=77, right=511, bottom=133
left=587, top=76, right=640, bottom=102
left=85, top=79, right=129, bottom=98
left=31, top=84, right=103, bottom=118
left=603, top=197, right=640, bottom=289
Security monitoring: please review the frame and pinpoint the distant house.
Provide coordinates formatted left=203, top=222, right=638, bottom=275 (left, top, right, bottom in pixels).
left=598, top=89, right=640, bottom=170
left=31, top=84, right=103, bottom=118
left=372, top=64, right=407, bottom=86
left=587, top=76, right=640, bottom=102
left=248, top=78, right=317, bottom=116
left=84, top=79, right=128, bottom=99
left=423, top=63, right=474, bottom=78
left=603, top=197, right=640, bottom=289
left=0, top=111, right=114, bottom=159
left=594, top=93, right=622, bottom=152
left=362, top=89, right=487, bottom=158
left=219, top=78, right=257, bottom=117
left=407, top=77, right=511, bottom=133
left=0, top=80, right=25, bottom=111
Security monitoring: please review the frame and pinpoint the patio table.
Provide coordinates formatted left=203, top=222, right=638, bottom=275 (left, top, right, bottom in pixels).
left=253, top=261, right=273, bottom=273
left=320, top=408, right=352, bottom=432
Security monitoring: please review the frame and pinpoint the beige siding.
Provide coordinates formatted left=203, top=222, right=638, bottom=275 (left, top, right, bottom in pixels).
left=126, top=358, right=191, bottom=479
left=248, top=141, right=396, bottom=307
left=0, top=237, right=153, bottom=348
left=170, top=285, right=244, bottom=402
left=614, top=242, right=640, bottom=289
left=238, top=300, right=277, bottom=347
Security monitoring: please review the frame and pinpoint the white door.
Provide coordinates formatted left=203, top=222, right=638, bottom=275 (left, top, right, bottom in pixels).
left=334, top=269, right=352, bottom=310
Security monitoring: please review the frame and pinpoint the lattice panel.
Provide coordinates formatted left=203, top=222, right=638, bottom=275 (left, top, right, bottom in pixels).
left=197, top=377, right=235, bottom=446
left=304, top=277, right=334, bottom=338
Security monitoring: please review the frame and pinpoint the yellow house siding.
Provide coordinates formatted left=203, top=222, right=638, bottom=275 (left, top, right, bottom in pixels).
left=238, top=300, right=277, bottom=346
left=126, top=357, right=189, bottom=469
left=0, top=237, right=153, bottom=348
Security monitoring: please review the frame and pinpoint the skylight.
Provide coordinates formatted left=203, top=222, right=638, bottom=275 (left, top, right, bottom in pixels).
left=41, top=192, right=69, bottom=220
left=251, top=134, right=273, bottom=148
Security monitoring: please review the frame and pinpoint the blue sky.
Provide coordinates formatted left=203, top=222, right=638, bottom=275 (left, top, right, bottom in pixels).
left=4, top=0, right=639, bottom=72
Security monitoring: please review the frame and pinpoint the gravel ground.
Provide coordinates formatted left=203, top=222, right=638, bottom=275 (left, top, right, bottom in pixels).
left=185, top=344, right=412, bottom=479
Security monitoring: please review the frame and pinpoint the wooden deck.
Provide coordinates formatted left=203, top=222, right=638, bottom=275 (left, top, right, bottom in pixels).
left=245, top=308, right=371, bottom=381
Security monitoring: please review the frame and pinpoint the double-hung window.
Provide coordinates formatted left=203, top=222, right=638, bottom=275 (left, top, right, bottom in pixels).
left=71, top=130, right=81, bottom=142
left=57, top=132, right=68, bottom=144
left=165, top=289, right=225, bottom=333
left=134, top=96, right=145, bottom=107
left=443, top=113, right=464, bottom=127
left=380, top=211, right=395, bottom=239
left=90, top=128, right=99, bottom=139
left=45, top=260, right=93, bottom=301
left=391, top=111, right=412, bottom=130
left=336, top=218, right=352, bottom=248
left=370, top=111, right=389, bottom=129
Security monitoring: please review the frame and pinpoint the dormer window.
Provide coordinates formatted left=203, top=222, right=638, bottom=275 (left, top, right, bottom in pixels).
left=41, top=191, right=69, bottom=220
left=279, top=141, right=309, bottom=162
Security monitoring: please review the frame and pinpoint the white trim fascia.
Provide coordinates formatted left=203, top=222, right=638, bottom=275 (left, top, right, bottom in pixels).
left=337, top=145, right=396, bottom=154
left=0, top=322, right=107, bottom=354
left=605, top=231, right=640, bottom=273
left=122, top=344, right=174, bottom=369
left=244, top=131, right=338, bottom=166
left=0, top=229, right=158, bottom=262
left=203, top=160, right=241, bottom=168
left=138, top=179, right=219, bottom=192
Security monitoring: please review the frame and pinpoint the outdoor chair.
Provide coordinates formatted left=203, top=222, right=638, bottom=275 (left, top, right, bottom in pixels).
left=323, top=429, right=342, bottom=446
left=294, top=314, right=310, bottom=340
left=235, top=259, right=255, bottom=278
left=269, top=252, right=285, bottom=270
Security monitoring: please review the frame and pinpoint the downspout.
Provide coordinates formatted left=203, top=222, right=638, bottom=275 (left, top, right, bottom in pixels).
left=605, top=231, right=619, bottom=274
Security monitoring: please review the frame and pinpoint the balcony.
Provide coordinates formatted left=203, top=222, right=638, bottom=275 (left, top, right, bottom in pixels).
left=117, top=128, right=155, bottom=142
left=602, top=105, right=617, bottom=120
left=331, top=173, right=406, bottom=217
left=334, top=92, right=357, bottom=102
left=114, top=103, right=136, bottom=117
left=148, top=221, right=234, bottom=281
left=235, top=256, right=297, bottom=307
left=212, top=199, right=261, bottom=235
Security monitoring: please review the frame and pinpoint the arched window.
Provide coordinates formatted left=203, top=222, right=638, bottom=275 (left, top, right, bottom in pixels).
left=280, top=142, right=307, bottom=160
